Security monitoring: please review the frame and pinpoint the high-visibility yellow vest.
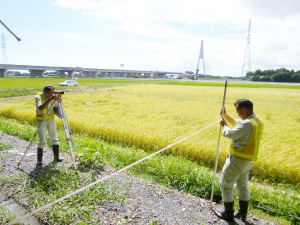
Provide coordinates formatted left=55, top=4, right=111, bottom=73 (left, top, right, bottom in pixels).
left=36, top=93, right=55, bottom=121
left=230, top=117, right=263, bottom=161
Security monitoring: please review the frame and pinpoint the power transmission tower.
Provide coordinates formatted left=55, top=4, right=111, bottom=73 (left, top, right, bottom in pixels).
left=0, top=20, right=21, bottom=65
left=241, top=19, right=251, bottom=77
left=1, top=33, right=8, bottom=64
left=196, top=40, right=206, bottom=77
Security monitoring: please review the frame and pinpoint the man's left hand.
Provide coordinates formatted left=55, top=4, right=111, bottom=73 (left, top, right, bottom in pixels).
left=50, top=93, right=58, bottom=101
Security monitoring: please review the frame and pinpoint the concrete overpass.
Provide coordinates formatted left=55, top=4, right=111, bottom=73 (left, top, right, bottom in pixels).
left=0, top=64, right=183, bottom=78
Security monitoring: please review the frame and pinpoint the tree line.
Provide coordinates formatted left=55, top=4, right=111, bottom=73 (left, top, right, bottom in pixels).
left=246, top=68, right=300, bottom=82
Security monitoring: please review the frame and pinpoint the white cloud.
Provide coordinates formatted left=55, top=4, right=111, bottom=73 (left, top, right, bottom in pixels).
left=244, top=0, right=300, bottom=19
left=54, top=0, right=250, bottom=26
left=59, top=33, right=86, bottom=40
left=53, top=0, right=101, bottom=10
left=52, top=0, right=300, bottom=76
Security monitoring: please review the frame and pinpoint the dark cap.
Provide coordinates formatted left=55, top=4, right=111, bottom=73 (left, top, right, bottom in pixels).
left=43, top=85, right=55, bottom=92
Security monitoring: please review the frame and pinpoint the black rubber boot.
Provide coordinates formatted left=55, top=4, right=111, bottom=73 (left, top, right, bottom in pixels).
left=215, top=201, right=235, bottom=222
left=37, top=148, right=43, bottom=165
left=52, top=145, right=63, bottom=162
left=234, top=200, right=249, bottom=222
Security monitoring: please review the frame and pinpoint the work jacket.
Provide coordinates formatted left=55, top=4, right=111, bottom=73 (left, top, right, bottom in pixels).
left=230, top=117, right=263, bottom=161
left=36, top=93, right=55, bottom=121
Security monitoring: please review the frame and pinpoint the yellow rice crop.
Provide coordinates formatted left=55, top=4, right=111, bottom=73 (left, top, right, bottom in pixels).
left=0, top=84, right=299, bottom=184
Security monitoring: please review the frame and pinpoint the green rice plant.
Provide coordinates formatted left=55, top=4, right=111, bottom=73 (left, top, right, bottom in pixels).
left=0, top=77, right=175, bottom=98
left=160, top=80, right=300, bottom=89
left=1, top=77, right=298, bottom=98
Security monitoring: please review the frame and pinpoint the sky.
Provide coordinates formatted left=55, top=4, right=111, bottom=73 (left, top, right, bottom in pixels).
left=1, top=0, right=300, bottom=77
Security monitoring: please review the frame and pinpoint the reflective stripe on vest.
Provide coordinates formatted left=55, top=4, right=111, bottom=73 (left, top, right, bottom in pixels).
left=230, top=117, right=263, bottom=161
left=36, top=93, right=55, bottom=121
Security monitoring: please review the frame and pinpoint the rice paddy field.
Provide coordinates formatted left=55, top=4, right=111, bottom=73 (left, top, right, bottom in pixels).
left=0, top=78, right=300, bottom=224
left=1, top=78, right=300, bottom=185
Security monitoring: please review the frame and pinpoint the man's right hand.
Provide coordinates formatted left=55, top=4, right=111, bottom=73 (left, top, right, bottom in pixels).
left=220, top=118, right=227, bottom=127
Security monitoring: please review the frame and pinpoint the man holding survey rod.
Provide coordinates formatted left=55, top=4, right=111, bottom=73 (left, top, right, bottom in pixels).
left=215, top=99, right=263, bottom=222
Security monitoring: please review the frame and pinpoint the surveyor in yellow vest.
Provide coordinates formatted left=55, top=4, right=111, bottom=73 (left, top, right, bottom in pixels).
left=35, top=85, right=63, bottom=165
left=215, top=99, right=263, bottom=222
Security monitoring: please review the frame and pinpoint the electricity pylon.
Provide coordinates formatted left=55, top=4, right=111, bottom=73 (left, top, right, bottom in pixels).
left=1, top=33, right=7, bottom=64
left=241, top=19, right=251, bottom=77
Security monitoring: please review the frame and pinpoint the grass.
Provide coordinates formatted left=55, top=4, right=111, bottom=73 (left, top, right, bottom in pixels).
left=0, top=168, right=122, bottom=224
left=0, top=142, right=11, bottom=151
left=0, top=206, right=14, bottom=225
left=0, top=116, right=299, bottom=224
left=160, top=80, right=300, bottom=89
left=0, top=152, right=122, bottom=224
left=0, top=77, right=299, bottom=98
left=0, top=142, right=13, bottom=161
left=0, top=78, right=151, bottom=98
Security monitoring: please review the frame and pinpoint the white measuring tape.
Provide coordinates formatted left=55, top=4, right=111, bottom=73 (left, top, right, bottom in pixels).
left=8, top=119, right=220, bottom=225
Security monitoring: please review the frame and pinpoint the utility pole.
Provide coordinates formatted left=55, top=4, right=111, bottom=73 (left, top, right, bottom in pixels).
left=195, top=40, right=206, bottom=77
left=241, top=19, right=251, bottom=77
left=0, top=20, right=21, bottom=42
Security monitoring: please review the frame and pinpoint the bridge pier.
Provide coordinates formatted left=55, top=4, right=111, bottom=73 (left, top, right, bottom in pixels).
left=30, top=70, right=44, bottom=78
left=67, top=71, right=73, bottom=78
left=83, top=71, right=97, bottom=78
left=99, top=72, right=109, bottom=78
left=108, top=72, right=114, bottom=78
left=0, top=69, right=6, bottom=78
left=59, top=71, right=65, bottom=78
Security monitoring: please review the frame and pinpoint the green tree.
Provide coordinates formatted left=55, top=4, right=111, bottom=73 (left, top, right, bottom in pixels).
left=292, top=73, right=300, bottom=82
left=272, top=72, right=292, bottom=82
left=262, top=69, right=275, bottom=77
left=253, top=69, right=263, bottom=77
left=260, top=75, right=272, bottom=81
left=251, top=75, right=260, bottom=81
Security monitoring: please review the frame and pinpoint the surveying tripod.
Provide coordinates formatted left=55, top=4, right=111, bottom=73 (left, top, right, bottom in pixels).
left=18, top=93, right=77, bottom=169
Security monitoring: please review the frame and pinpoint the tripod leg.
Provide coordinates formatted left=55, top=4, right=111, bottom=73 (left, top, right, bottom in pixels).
left=60, top=102, right=77, bottom=154
left=59, top=101, right=77, bottom=169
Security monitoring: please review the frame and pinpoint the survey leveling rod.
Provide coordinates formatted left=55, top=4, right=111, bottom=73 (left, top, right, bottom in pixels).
left=17, top=100, right=57, bottom=167
left=210, top=80, right=227, bottom=208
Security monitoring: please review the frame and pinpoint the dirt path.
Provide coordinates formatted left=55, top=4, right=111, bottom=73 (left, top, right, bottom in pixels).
left=0, top=131, right=277, bottom=225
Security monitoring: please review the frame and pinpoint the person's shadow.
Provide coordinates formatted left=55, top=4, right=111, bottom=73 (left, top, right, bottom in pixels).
left=19, top=163, right=62, bottom=193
